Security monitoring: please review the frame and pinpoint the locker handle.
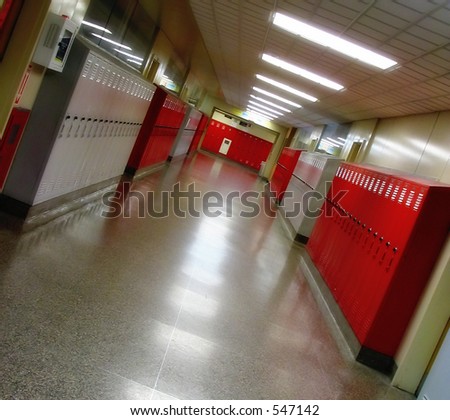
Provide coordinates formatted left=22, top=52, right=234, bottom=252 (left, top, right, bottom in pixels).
left=386, top=242, right=391, bottom=247
left=393, top=247, right=398, bottom=253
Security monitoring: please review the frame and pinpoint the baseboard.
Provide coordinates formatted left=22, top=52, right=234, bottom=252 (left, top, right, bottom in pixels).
left=0, top=176, right=120, bottom=229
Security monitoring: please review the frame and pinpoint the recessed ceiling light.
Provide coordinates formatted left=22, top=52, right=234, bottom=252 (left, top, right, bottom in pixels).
left=91, top=33, right=132, bottom=50
left=250, top=94, right=292, bottom=113
left=248, top=100, right=284, bottom=116
left=256, top=74, right=318, bottom=102
left=252, top=87, right=302, bottom=108
left=262, top=54, right=344, bottom=90
left=326, top=137, right=346, bottom=146
left=246, top=109, right=274, bottom=121
left=247, top=104, right=280, bottom=118
left=272, top=12, right=397, bottom=70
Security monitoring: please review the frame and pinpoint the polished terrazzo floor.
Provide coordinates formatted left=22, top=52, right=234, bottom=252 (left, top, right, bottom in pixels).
left=0, top=152, right=413, bottom=400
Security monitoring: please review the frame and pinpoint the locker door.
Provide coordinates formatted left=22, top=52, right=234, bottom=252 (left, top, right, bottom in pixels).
left=0, top=108, right=30, bottom=190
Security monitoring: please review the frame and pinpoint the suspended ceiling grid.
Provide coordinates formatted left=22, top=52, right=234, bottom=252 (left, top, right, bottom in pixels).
left=188, top=0, right=450, bottom=127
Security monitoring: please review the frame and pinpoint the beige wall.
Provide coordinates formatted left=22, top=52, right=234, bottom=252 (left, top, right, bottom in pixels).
left=0, top=0, right=51, bottom=135
left=393, top=235, right=450, bottom=394
left=343, top=118, right=378, bottom=162
left=415, top=111, right=450, bottom=184
left=364, top=111, right=450, bottom=183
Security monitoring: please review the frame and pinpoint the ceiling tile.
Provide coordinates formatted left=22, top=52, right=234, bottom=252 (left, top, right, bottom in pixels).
left=396, top=32, right=438, bottom=52
left=366, top=6, right=409, bottom=28
left=431, top=5, right=450, bottom=24
left=189, top=0, right=450, bottom=127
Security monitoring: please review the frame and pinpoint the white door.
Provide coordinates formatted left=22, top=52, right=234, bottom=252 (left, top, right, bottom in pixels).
left=219, top=138, right=232, bottom=155
left=418, top=323, right=450, bottom=400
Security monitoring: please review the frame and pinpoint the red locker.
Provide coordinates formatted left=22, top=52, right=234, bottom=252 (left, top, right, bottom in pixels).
left=126, top=86, right=188, bottom=174
left=0, top=108, right=30, bottom=190
left=270, top=147, right=303, bottom=202
left=307, top=163, right=450, bottom=372
left=201, top=119, right=273, bottom=171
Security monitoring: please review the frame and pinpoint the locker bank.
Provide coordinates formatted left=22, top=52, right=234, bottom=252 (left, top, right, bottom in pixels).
left=0, top=0, right=449, bottom=400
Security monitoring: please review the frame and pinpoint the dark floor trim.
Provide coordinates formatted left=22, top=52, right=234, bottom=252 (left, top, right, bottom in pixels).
left=295, top=233, right=309, bottom=244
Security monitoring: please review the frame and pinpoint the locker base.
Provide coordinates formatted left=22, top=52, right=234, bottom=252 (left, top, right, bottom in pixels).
left=0, top=176, right=120, bottom=230
left=277, top=206, right=310, bottom=245
left=131, top=162, right=169, bottom=180
left=357, top=346, right=395, bottom=374
left=295, top=233, right=309, bottom=245
left=167, top=153, right=187, bottom=163
left=0, top=194, right=31, bottom=218
left=300, top=252, right=397, bottom=375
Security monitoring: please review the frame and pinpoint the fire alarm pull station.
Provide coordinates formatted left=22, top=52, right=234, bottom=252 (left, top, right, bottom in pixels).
left=33, top=13, right=77, bottom=72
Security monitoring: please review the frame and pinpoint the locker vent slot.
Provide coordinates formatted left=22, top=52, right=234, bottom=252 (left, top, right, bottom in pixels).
left=385, top=183, right=393, bottom=198
left=373, top=179, right=381, bottom=193
left=391, top=185, right=400, bottom=201
left=413, top=193, right=424, bottom=211
left=405, top=190, right=415, bottom=207
left=82, top=59, right=93, bottom=78
left=364, top=176, right=370, bottom=189
left=398, top=187, right=407, bottom=204
left=89, top=62, right=100, bottom=81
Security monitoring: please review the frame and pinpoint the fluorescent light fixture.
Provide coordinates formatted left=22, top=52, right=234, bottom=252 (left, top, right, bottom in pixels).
left=272, top=12, right=397, bottom=70
left=91, top=33, right=132, bottom=50
left=256, top=74, right=318, bottom=102
left=320, top=139, right=341, bottom=149
left=252, top=87, right=302, bottom=108
left=250, top=94, right=291, bottom=113
left=262, top=54, right=344, bottom=90
left=327, top=137, right=346, bottom=145
left=248, top=100, right=284, bottom=115
left=82, top=20, right=112, bottom=34
left=127, top=59, right=143, bottom=66
left=113, top=49, right=143, bottom=61
left=247, top=104, right=279, bottom=118
left=325, top=137, right=345, bottom=147
left=247, top=110, right=273, bottom=121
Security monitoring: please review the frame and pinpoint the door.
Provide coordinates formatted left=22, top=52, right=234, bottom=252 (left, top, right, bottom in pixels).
left=418, top=321, right=450, bottom=400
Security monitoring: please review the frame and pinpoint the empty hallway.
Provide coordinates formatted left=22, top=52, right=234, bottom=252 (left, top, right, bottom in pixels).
left=0, top=153, right=412, bottom=400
